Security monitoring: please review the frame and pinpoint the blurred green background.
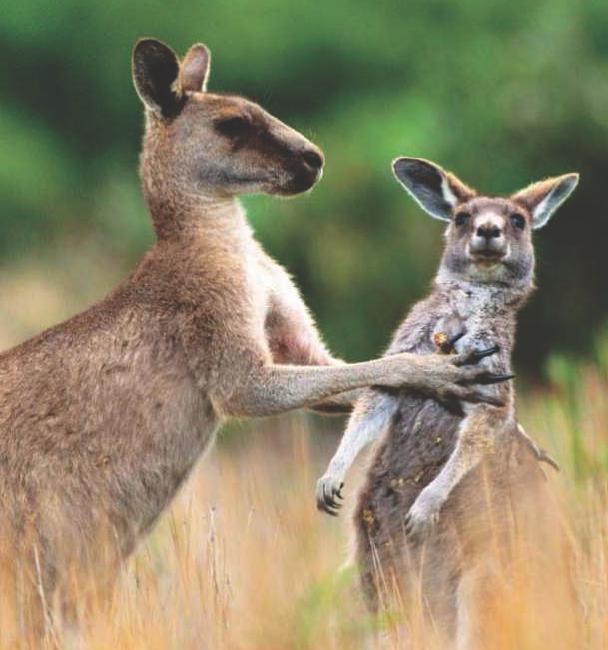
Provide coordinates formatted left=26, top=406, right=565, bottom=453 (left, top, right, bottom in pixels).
left=1, top=0, right=607, bottom=376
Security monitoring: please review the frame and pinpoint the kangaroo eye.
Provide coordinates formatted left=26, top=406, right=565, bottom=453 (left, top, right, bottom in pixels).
left=215, top=115, right=252, bottom=137
left=510, top=213, right=526, bottom=230
left=454, top=211, right=470, bottom=227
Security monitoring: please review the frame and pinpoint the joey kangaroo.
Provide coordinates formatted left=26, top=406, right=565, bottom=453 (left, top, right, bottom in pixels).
left=316, top=158, right=578, bottom=646
left=0, top=42, right=504, bottom=635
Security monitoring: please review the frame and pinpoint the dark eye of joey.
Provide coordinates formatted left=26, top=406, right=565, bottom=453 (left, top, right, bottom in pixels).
left=454, top=211, right=470, bottom=227
left=510, top=213, right=526, bottom=230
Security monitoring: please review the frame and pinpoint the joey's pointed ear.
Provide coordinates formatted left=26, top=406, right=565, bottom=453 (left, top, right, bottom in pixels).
left=132, top=38, right=184, bottom=118
left=392, top=158, right=476, bottom=221
left=179, top=43, right=211, bottom=92
left=512, top=173, right=579, bottom=229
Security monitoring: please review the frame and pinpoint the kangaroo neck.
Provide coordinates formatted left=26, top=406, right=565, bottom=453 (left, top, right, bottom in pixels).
left=149, top=193, right=254, bottom=250
left=433, top=276, right=531, bottom=330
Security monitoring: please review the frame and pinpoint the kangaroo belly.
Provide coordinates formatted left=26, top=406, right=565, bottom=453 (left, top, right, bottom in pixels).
left=353, top=396, right=547, bottom=617
left=111, top=378, right=219, bottom=543
left=355, top=396, right=461, bottom=544
left=0, top=329, right=220, bottom=568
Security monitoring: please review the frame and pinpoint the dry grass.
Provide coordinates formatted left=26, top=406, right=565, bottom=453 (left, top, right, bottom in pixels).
left=1, top=264, right=608, bottom=648
left=39, top=342, right=604, bottom=650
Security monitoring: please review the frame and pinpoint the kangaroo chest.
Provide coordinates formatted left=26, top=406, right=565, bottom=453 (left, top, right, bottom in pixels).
left=364, top=285, right=518, bottom=507
left=443, top=286, right=515, bottom=366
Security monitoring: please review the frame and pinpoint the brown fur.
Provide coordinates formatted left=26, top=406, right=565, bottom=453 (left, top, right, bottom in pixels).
left=0, top=44, right=502, bottom=637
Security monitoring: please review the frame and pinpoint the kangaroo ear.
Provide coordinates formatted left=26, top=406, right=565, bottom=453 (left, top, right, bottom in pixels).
left=179, top=43, right=211, bottom=92
left=132, top=38, right=185, bottom=118
left=392, top=158, right=476, bottom=222
left=512, top=173, right=579, bottom=230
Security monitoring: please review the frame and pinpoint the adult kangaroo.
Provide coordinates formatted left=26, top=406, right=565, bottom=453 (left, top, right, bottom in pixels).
left=0, top=43, right=502, bottom=636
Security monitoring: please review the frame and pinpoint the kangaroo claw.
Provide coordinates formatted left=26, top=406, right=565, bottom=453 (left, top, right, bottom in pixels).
left=448, top=331, right=466, bottom=348
left=480, top=373, right=515, bottom=385
left=315, top=476, right=345, bottom=516
left=457, top=345, right=500, bottom=366
left=468, top=345, right=500, bottom=363
left=538, top=450, right=560, bottom=472
left=516, top=424, right=560, bottom=472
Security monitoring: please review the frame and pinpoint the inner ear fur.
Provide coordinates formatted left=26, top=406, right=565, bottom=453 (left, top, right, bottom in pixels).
left=132, top=38, right=185, bottom=118
left=512, top=173, right=579, bottom=229
left=392, top=157, right=477, bottom=222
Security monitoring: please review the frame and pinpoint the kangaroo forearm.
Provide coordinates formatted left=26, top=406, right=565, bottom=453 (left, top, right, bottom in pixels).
left=307, top=356, right=361, bottom=413
left=429, top=437, right=486, bottom=502
left=419, top=405, right=510, bottom=508
left=308, top=388, right=364, bottom=415
left=326, top=394, right=398, bottom=477
left=221, top=359, right=398, bottom=418
left=326, top=421, right=375, bottom=476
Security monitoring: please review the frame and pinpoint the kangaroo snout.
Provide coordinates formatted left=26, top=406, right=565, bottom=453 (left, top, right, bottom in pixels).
left=475, top=224, right=501, bottom=239
left=469, top=214, right=507, bottom=260
left=293, top=145, right=324, bottom=189
left=277, top=142, right=325, bottom=195
left=301, top=147, right=324, bottom=172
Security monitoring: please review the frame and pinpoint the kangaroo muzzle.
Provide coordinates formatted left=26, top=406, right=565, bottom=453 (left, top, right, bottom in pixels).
left=468, top=213, right=508, bottom=260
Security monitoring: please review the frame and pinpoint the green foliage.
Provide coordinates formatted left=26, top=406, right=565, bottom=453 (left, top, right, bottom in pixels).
left=1, top=0, right=607, bottom=370
left=543, top=325, right=608, bottom=481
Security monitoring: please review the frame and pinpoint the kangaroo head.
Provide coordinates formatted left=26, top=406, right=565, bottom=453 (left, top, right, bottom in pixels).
left=132, top=39, right=324, bottom=230
left=392, top=157, right=578, bottom=287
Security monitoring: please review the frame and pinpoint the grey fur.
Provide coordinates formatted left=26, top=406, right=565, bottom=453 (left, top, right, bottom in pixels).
left=317, top=158, right=577, bottom=644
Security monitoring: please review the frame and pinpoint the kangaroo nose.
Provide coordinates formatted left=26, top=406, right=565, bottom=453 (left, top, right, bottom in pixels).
left=301, top=148, right=324, bottom=171
left=476, top=225, right=501, bottom=239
